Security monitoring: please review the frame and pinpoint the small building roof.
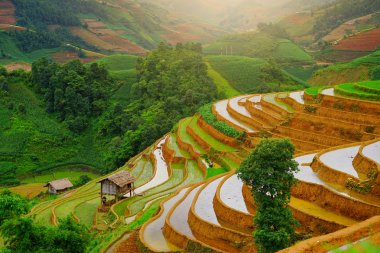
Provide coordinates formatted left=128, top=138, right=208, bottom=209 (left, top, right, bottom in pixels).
left=98, top=170, right=135, bottom=188
left=45, top=178, right=73, bottom=190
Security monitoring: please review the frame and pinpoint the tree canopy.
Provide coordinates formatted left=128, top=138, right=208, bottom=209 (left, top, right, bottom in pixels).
left=98, top=42, right=218, bottom=170
left=237, top=138, right=299, bottom=253
left=31, top=58, right=113, bottom=133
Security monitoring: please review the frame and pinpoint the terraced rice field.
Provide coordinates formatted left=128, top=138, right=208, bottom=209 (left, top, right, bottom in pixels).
left=136, top=84, right=380, bottom=252
left=32, top=81, right=380, bottom=252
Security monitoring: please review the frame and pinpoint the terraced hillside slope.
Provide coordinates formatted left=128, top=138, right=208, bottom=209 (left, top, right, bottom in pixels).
left=135, top=84, right=380, bottom=252
left=26, top=78, right=380, bottom=252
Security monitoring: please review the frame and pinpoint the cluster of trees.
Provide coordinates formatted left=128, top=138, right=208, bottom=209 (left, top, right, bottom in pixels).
left=9, top=0, right=104, bottom=53
left=238, top=139, right=300, bottom=253
left=13, top=0, right=105, bottom=28
left=8, top=30, right=61, bottom=53
left=31, top=58, right=114, bottom=133
left=314, top=0, right=380, bottom=39
left=98, top=43, right=218, bottom=170
left=0, top=190, right=91, bottom=253
left=0, top=68, right=8, bottom=95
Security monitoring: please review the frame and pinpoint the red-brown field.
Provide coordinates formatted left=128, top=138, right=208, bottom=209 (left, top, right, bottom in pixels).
left=0, top=0, right=15, bottom=25
left=334, top=28, right=380, bottom=51
left=51, top=51, right=99, bottom=64
left=4, top=62, right=31, bottom=72
left=99, top=34, right=147, bottom=54
left=323, top=13, right=376, bottom=42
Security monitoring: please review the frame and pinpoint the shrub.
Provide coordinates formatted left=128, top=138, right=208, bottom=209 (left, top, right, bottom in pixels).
left=304, top=105, right=317, bottom=113
left=198, top=103, right=243, bottom=139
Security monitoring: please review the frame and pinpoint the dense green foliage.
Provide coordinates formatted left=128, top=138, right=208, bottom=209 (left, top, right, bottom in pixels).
left=238, top=139, right=299, bottom=253
left=13, top=0, right=105, bottom=28
left=0, top=70, right=107, bottom=182
left=311, top=50, right=380, bottom=84
left=207, top=56, right=304, bottom=93
left=198, top=103, right=242, bottom=139
left=0, top=190, right=29, bottom=226
left=98, top=43, right=218, bottom=170
left=7, top=0, right=103, bottom=53
left=1, top=216, right=91, bottom=253
left=314, top=0, right=380, bottom=39
left=335, top=82, right=380, bottom=101
left=31, top=58, right=113, bottom=133
left=0, top=191, right=89, bottom=253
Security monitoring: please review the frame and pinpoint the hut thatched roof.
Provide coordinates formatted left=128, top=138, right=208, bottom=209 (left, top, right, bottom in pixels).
left=45, top=178, right=73, bottom=190
left=98, top=170, right=135, bottom=187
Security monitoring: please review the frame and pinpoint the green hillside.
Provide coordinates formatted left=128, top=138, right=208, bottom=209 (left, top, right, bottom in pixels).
left=0, top=75, right=105, bottom=185
left=204, top=31, right=313, bottom=64
left=207, top=55, right=305, bottom=93
left=91, top=54, right=138, bottom=83
left=310, top=50, right=380, bottom=86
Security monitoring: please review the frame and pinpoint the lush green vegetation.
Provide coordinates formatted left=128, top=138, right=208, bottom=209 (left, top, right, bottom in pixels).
left=207, top=55, right=304, bottom=93
left=238, top=139, right=299, bottom=253
left=0, top=190, right=91, bottom=252
left=204, top=32, right=277, bottom=58
left=204, top=29, right=313, bottom=64
left=91, top=54, right=136, bottom=79
left=310, top=50, right=380, bottom=86
left=31, top=58, right=114, bottom=133
left=275, top=39, right=313, bottom=64
left=332, top=240, right=380, bottom=252
left=284, top=66, right=318, bottom=82
left=206, top=62, right=240, bottom=98
left=189, top=116, right=237, bottom=152
left=355, top=81, right=380, bottom=94
left=198, top=103, right=242, bottom=139
left=0, top=70, right=106, bottom=184
left=98, top=43, right=218, bottom=170
left=305, top=86, right=326, bottom=96
left=206, top=168, right=228, bottom=179
left=335, top=82, right=380, bottom=101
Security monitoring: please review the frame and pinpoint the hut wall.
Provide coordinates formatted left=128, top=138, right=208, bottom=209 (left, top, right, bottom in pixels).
left=101, top=180, right=118, bottom=195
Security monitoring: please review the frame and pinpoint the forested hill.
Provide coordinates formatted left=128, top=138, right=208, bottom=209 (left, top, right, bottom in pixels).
left=313, top=0, right=380, bottom=39
left=0, top=43, right=218, bottom=186
left=0, top=0, right=226, bottom=66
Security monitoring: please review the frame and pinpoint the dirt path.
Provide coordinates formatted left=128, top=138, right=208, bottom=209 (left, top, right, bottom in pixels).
left=105, top=232, right=132, bottom=253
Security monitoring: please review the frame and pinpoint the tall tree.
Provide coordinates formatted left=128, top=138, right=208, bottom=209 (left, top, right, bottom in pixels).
left=237, top=138, right=299, bottom=253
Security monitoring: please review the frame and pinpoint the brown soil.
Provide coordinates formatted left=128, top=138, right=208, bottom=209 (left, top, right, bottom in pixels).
left=115, top=231, right=140, bottom=253
left=0, top=0, right=15, bottom=25
left=51, top=51, right=98, bottom=64
left=334, top=28, right=380, bottom=51
left=4, top=62, right=31, bottom=72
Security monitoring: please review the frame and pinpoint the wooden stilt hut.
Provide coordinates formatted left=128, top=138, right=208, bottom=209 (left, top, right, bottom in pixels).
left=98, top=170, right=136, bottom=206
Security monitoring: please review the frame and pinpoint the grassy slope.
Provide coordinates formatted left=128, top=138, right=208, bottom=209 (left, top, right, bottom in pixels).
left=276, top=39, right=314, bottom=63
left=91, top=54, right=137, bottom=81
left=206, top=55, right=268, bottom=93
left=207, top=55, right=305, bottom=93
left=309, top=50, right=380, bottom=86
left=205, top=62, right=240, bottom=98
left=0, top=77, right=106, bottom=184
left=0, top=32, right=61, bottom=65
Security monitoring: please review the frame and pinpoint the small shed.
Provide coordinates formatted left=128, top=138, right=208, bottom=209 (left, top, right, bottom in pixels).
left=98, top=170, right=136, bottom=205
left=45, top=178, right=73, bottom=194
